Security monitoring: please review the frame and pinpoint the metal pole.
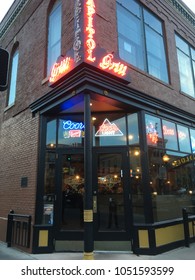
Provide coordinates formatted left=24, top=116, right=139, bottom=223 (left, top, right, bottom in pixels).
left=83, top=93, right=94, bottom=260
left=182, top=208, right=190, bottom=247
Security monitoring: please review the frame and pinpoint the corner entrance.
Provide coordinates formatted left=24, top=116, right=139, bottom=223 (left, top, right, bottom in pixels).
left=93, top=147, right=132, bottom=242
left=54, top=147, right=132, bottom=250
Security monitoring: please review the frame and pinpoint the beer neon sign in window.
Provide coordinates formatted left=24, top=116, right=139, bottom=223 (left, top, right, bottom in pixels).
left=63, top=120, right=85, bottom=138
left=95, top=119, right=123, bottom=137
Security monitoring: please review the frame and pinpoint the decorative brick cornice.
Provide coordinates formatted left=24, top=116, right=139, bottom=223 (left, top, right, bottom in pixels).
left=0, top=0, right=29, bottom=39
left=168, top=0, right=195, bottom=26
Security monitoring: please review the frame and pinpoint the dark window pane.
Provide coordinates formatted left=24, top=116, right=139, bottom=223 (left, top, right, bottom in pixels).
left=177, top=125, right=191, bottom=153
left=162, top=120, right=178, bottom=150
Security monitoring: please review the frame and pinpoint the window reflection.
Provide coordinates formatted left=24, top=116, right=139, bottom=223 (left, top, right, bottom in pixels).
left=42, top=152, right=55, bottom=225
left=46, top=119, right=56, bottom=148
left=93, top=113, right=127, bottom=146
left=61, top=154, right=84, bottom=230
left=129, top=147, right=145, bottom=223
left=148, top=148, right=195, bottom=221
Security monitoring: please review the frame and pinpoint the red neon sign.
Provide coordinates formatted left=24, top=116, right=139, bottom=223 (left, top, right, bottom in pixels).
left=86, top=0, right=96, bottom=62
left=49, top=0, right=130, bottom=86
left=95, top=118, right=123, bottom=136
left=163, top=125, right=175, bottom=136
left=99, top=53, right=127, bottom=77
left=49, top=57, right=72, bottom=83
left=148, top=132, right=158, bottom=144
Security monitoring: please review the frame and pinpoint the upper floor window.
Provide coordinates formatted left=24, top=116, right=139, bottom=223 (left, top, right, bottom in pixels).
left=8, top=48, right=19, bottom=106
left=175, top=34, right=195, bottom=98
left=47, top=0, right=62, bottom=75
left=117, top=0, right=169, bottom=83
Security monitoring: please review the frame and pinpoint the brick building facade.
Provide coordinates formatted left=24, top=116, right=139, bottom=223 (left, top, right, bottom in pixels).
left=0, top=0, right=195, bottom=257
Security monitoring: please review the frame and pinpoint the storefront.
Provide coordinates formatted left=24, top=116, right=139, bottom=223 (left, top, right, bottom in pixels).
left=27, top=0, right=195, bottom=256
left=30, top=60, right=195, bottom=255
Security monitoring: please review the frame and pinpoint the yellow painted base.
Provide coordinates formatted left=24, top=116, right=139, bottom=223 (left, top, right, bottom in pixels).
left=83, top=252, right=94, bottom=260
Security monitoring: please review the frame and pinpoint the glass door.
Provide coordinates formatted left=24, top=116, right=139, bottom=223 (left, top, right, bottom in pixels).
left=55, top=150, right=84, bottom=239
left=93, top=148, right=132, bottom=240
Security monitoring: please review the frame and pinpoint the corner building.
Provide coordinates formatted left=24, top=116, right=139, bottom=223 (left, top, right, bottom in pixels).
left=0, top=0, right=195, bottom=256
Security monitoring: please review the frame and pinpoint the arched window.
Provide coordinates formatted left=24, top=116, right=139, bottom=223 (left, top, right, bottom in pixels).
left=7, top=47, right=19, bottom=106
left=47, top=0, right=62, bottom=76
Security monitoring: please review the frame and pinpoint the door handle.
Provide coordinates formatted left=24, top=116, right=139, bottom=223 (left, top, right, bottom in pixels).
left=93, top=196, right=97, bottom=213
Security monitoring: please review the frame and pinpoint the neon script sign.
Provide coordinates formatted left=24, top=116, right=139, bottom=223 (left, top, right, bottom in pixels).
left=99, top=54, right=127, bottom=77
left=84, top=0, right=128, bottom=78
left=49, top=57, right=72, bottom=83
left=49, top=0, right=130, bottom=85
left=86, top=0, right=96, bottom=62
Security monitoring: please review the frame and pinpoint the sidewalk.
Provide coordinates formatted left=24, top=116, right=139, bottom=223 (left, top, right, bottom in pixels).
left=0, top=241, right=195, bottom=260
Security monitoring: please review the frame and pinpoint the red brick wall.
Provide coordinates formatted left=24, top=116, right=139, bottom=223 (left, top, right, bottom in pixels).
left=0, top=109, right=39, bottom=241
left=0, top=0, right=195, bottom=244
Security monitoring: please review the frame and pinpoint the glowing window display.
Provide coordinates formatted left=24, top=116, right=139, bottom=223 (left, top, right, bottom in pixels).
left=162, top=120, right=178, bottom=150
left=95, top=118, right=124, bottom=137
left=145, top=115, right=162, bottom=146
left=177, top=125, right=191, bottom=153
left=62, top=120, right=85, bottom=138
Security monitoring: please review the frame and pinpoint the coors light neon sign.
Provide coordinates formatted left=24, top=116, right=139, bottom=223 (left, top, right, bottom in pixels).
left=49, top=0, right=130, bottom=85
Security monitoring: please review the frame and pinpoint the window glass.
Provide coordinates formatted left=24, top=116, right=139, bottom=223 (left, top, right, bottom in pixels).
left=61, top=154, right=84, bottom=230
left=46, top=119, right=57, bottom=148
left=162, top=120, right=178, bottom=150
left=145, top=114, right=163, bottom=147
left=93, top=114, right=127, bottom=146
left=127, top=113, right=139, bottom=145
left=8, top=49, right=19, bottom=106
left=42, top=152, right=55, bottom=225
left=190, top=129, right=195, bottom=153
left=191, top=48, right=195, bottom=61
left=58, top=115, right=84, bottom=147
left=176, top=35, right=189, bottom=54
left=143, top=9, right=162, bottom=34
left=117, top=2, right=168, bottom=83
left=176, top=34, right=195, bottom=97
left=177, top=125, right=191, bottom=153
left=47, top=0, right=62, bottom=75
left=117, top=0, right=140, bottom=17
left=145, top=26, right=168, bottom=82
left=177, top=49, right=194, bottom=97
left=117, top=5, right=144, bottom=70
left=149, top=148, right=195, bottom=222
left=130, top=147, right=144, bottom=222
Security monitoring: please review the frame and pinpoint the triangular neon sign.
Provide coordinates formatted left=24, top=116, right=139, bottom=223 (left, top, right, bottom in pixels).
left=95, top=118, right=123, bottom=137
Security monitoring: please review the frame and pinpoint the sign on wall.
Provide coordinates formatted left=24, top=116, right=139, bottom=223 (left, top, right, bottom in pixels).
left=49, top=0, right=130, bottom=86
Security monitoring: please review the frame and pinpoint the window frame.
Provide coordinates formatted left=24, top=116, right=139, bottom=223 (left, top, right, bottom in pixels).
left=47, top=0, right=62, bottom=76
left=7, top=47, right=19, bottom=107
left=175, top=33, right=195, bottom=98
left=116, top=0, right=169, bottom=84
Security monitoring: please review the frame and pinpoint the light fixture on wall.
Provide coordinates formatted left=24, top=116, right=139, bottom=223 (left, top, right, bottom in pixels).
left=162, top=153, right=170, bottom=162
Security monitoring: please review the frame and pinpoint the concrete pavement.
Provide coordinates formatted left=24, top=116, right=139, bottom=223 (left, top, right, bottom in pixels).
left=0, top=241, right=195, bottom=260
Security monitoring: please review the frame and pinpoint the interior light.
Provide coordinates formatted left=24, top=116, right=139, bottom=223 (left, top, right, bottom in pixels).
left=162, top=153, right=170, bottom=162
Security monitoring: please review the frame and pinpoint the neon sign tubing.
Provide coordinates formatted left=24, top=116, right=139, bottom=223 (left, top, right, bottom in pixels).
left=86, top=0, right=96, bottom=62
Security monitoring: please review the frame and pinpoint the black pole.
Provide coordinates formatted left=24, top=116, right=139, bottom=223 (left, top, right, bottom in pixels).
left=182, top=208, right=190, bottom=247
left=83, top=93, right=94, bottom=259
